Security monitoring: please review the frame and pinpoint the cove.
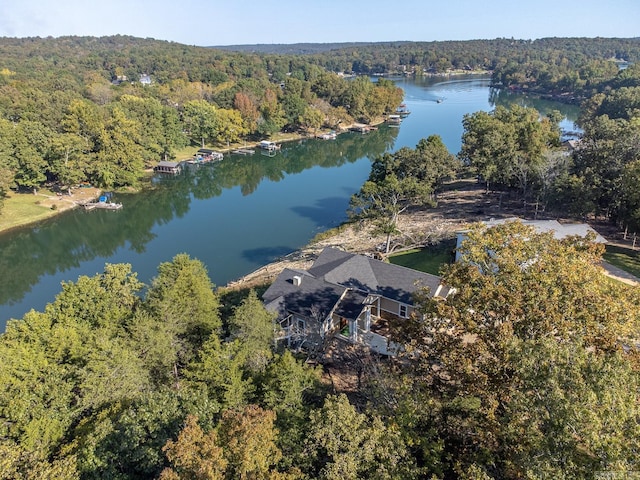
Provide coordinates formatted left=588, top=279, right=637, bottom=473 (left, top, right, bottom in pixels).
left=0, top=76, right=579, bottom=329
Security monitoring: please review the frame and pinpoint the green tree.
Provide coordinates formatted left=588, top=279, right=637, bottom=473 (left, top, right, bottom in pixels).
left=299, top=106, right=324, bottom=135
left=349, top=173, right=434, bottom=254
left=11, top=120, right=51, bottom=193
left=186, top=337, right=254, bottom=410
left=215, top=108, right=248, bottom=146
left=306, top=394, right=415, bottom=480
left=258, top=88, right=287, bottom=137
left=262, top=351, right=324, bottom=472
left=48, top=132, right=89, bottom=192
left=0, top=118, right=16, bottom=206
left=460, top=105, right=560, bottom=198
left=227, top=290, right=276, bottom=372
left=397, top=221, right=640, bottom=477
left=145, top=254, right=221, bottom=383
left=94, top=106, right=145, bottom=188
left=183, top=100, right=218, bottom=148
left=0, top=264, right=147, bottom=459
left=117, top=95, right=187, bottom=165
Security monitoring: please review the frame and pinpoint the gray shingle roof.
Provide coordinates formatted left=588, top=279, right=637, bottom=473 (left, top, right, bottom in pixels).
left=263, top=268, right=347, bottom=320
left=262, top=248, right=447, bottom=320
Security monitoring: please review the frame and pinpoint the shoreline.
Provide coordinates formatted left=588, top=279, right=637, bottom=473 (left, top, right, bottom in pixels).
left=222, top=180, right=492, bottom=291
left=0, top=186, right=103, bottom=235
left=0, top=117, right=389, bottom=235
left=221, top=180, right=640, bottom=291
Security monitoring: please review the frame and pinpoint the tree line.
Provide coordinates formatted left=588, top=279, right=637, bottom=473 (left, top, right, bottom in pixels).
left=0, top=36, right=404, bottom=205
left=459, top=62, right=640, bottom=233
left=304, top=37, right=640, bottom=75
left=1, top=35, right=639, bottom=209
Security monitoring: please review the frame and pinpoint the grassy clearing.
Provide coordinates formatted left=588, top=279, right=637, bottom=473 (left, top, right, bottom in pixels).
left=0, top=190, right=60, bottom=232
left=388, top=240, right=455, bottom=275
left=0, top=187, right=101, bottom=233
left=603, top=244, right=640, bottom=278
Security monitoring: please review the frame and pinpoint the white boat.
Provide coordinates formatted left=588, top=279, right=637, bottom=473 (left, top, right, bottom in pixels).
left=258, top=140, right=281, bottom=151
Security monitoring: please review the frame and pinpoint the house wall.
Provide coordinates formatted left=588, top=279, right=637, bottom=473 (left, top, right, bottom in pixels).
left=280, top=313, right=327, bottom=350
left=379, top=297, right=412, bottom=319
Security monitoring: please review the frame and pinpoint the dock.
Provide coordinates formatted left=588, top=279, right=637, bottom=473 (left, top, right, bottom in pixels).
left=82, top=201, right=123, bottom=211
left=387, top=114, right=402, bottom=125
left=188, top=149, right=223, bottom=164
left=232, top=148, right=256, bottom=155
left=154, top=161, right=182, bottom=174
left=396, top=104, right=411, bottom=116
left=349, top=124, right=371, bottom=134
left=258, top=140, right=281, bottom=152
left=317, top=131, right=337, bottom=140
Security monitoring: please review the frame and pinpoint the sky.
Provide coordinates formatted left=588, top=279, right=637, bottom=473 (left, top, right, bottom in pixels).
left=0, top=0, right=638, bottom=47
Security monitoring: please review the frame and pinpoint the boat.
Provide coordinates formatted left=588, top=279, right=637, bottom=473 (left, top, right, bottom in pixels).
left=396, top=104, right=411, bottom=116
left=258, top=140, right=281, bottom=151
left=189, top=149, right=223, bottom=164
left=317, top=131, right=337, bottom=140
left=436, top=98, right=443, bottom=104
left=349, top=124, right=370, bottom=134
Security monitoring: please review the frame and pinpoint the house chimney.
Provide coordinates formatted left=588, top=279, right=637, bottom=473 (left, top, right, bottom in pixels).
left=292, top=275, right=302, bottom=286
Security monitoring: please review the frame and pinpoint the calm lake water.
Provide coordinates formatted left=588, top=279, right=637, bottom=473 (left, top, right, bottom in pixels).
left=0, top=76, right=579, bottom=329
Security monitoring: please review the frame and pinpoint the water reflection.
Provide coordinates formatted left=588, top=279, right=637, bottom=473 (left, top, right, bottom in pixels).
left=0, top=126, right=398, bottom=314
left=0, top=76, right=581, bottom=327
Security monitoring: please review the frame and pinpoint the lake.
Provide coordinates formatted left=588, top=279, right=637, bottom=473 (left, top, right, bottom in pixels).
left=0, top=75, right=579, bottom=329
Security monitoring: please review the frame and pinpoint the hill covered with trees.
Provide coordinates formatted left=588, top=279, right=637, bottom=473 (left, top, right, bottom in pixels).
left=1, top=35, right=640, bottom=478
left=0, top=35, right=402, bottom=205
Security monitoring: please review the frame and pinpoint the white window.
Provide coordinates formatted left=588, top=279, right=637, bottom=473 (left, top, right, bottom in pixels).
left=399, top=305, right=408, bottom=318
left=297, top=318, right=306, bottom=330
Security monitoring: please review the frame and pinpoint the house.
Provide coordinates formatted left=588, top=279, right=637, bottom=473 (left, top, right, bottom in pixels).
left=154, top=161, right=182, bottom=174
left=112, top=74, right=128, bottom=85
left=455, top=218, right=607, bottom=262
left=139, top=74, right=152, bottom=85
left=262, top=247, right=450, bottom=355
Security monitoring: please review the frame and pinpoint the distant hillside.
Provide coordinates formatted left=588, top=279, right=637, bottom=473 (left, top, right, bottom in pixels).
left=210, top=42, right=411, bottom=55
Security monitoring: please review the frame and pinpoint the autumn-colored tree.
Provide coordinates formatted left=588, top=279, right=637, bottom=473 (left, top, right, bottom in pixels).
left=234, top=92, right=260, bottom=134
left=0, top=440, right=78, bottom=480
left=395, top=220, right=640, bottom=477
left=217, top=405, right=283, bottom=480
left=161, top=415, right=227, bottom=480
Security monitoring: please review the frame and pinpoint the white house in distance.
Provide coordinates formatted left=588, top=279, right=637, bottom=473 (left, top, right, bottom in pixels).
left=455, top=218, right=608, bottom=262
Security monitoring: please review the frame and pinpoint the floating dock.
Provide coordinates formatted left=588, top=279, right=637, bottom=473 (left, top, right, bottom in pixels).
left=232, top=148, right=256, bottom=155
left=83, top=201, right=123, bottom=211
left=189, top=149, right=223, bottom=164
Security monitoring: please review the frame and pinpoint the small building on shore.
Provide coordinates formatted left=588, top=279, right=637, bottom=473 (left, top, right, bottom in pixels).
left=154, top=161, right=182, bottom=175
left=258, top=140, right=281, bottom=151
